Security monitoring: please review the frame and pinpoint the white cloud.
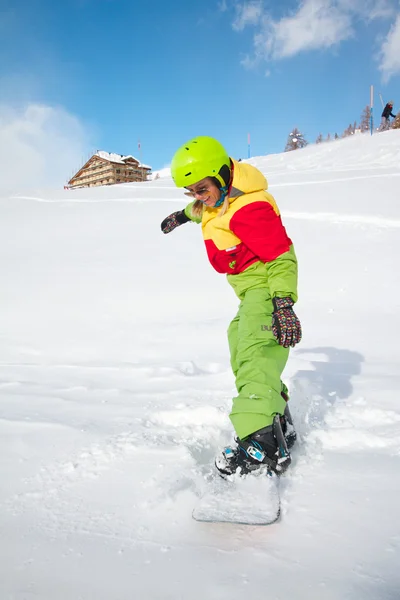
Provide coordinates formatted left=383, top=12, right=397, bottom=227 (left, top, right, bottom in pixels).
left=232, top=0, right=398, bottom=64
left=258, top=0, right=354, bottom=60
left=379, top=13, right=400, bottom=81
left=367, top=0, right=397, bottom=20
left=233, top=1, right=263, bottom=31
left=0, top=104, right=91, bottom=193
left=341, top=0, right=397, bottom=21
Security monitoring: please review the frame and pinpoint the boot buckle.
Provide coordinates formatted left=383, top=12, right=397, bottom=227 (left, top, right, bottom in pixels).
left=246, top=445, right=266, bottom=463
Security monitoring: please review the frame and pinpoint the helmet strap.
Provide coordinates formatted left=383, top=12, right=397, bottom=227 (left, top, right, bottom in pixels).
left=214, top=185, right=228, bottom=207
left=214, top=173, right=226, bottom=187
left=208, top=163, right=231, bottom=207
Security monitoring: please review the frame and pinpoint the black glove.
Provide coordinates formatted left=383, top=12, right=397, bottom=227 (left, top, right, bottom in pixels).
left=272, top=297, right=302, bottom=348
left=161, top=210, right=190, bottom=234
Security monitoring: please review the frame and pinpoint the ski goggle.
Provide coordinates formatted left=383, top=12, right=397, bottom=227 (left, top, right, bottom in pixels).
left=184, top=186, right=211, bottom=198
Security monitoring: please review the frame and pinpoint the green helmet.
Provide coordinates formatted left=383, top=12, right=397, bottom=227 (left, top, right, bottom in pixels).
left=171, top=136, right=230, bottom=188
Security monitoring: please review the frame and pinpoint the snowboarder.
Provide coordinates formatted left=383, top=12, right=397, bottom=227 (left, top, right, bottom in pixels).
left=381, top=101, right=396, bottom=130
left=161, top=136, right=301, bottom=477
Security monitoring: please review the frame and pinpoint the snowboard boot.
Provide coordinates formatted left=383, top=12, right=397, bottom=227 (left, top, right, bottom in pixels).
left=215, top=415, right=291, bottom=478
left=281, top=404, right=297, bottom=450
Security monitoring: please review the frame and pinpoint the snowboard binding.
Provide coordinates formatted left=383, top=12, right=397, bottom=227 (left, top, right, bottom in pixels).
left=216, top=410, right=295, bottom=478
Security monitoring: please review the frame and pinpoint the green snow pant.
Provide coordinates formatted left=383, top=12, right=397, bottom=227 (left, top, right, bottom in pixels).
left=228, top=287, right=289, bottom=440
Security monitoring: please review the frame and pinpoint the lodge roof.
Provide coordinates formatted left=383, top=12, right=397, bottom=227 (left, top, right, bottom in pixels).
left=95, top=150, right=151, bottom=170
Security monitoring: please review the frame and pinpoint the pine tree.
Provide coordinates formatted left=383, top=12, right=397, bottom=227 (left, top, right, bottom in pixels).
left=316, top=133, right=323, bottom=144
left=284, top=128, right=308, bottom=152
left=342, top=124, right=353, bottom=137
left=360, top=106, right=371, bottom=133
left=392, top=112, right=400, bottom=129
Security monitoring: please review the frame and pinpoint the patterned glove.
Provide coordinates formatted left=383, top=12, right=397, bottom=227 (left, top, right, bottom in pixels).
left=161, top=210, right=190, bottom=234
left=272, top=297, right=302, bottom=348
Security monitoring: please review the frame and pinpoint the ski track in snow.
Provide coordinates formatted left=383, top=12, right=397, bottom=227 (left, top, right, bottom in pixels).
left=271, top=171, right=400, bottom=187
left=282, top=211, right=400, bottom=228
left=9, top=167, right=400, bottom=205
left=9, top=200, right=400, bottom=229
left=3, top=352, right=400, bottom=542
left=2, top=360, right=231, bottom=519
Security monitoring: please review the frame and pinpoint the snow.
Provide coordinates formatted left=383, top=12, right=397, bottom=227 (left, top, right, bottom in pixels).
left=1, top=130, right=400, bottom=599
left=152, top=166, right=172, bottom=180
left=193, top=474, right=280, bottom=525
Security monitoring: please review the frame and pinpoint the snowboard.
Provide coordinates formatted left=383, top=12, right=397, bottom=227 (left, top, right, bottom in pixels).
left=192, top=472, right=280, bottom=526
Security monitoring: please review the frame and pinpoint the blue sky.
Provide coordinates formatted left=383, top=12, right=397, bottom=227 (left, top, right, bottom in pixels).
left=1, top=0, right=400, bottom=183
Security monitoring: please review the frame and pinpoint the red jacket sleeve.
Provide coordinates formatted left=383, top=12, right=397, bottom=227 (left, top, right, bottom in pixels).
left=229, top=201, right=292, bottom=262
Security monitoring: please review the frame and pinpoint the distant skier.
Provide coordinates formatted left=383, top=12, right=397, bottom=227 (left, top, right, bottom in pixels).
left=381, top=101, right=396, bottom=130
left=161, top=136, right=302, bottom=478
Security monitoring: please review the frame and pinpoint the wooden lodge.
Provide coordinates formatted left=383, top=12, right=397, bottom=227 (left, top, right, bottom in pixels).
left=68, top=151, right=152, bottom=189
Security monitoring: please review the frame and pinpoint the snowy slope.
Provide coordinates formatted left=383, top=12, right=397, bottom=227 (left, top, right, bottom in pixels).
left=1, top=131, right=400, bottom=599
